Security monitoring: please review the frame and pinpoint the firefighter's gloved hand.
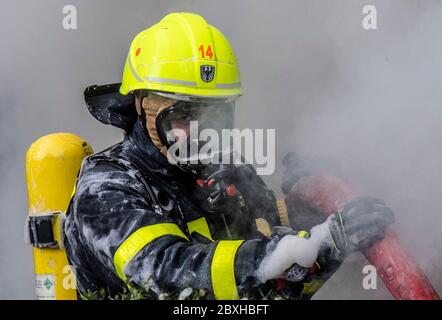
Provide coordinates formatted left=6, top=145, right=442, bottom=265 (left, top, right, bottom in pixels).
left=325, top=196, right=395, bottom=261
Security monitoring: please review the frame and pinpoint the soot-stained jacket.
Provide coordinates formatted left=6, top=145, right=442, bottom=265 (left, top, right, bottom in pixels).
left=64, top=92, right=336, bottom=299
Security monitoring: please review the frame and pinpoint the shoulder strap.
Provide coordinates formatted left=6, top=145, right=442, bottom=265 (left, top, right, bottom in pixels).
left=90, top=154, right=163, bottom=214
left=276, top=199, right=290, bottom=227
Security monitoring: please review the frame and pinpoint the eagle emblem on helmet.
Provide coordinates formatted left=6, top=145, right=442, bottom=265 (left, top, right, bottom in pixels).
left=200, top=65, right=215, bottom=82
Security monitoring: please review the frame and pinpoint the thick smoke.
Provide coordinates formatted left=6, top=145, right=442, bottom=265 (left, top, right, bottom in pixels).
left=1, top=0, right=441, bottom=299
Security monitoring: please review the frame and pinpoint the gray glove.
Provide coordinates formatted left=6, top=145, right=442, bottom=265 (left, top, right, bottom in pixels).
left=326, top=196, right=395, bottom=261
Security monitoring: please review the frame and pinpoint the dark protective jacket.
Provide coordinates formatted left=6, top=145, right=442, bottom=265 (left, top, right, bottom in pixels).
left=65, top=92, right=337, bottom=299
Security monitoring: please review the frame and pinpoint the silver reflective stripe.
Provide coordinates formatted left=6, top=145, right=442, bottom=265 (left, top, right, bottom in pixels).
left=153, top=91, right=240, bottom=103
left=128, top=55, right=143, bottom=82
left=216, top=82, right=241, bottom=89
left=146, top=77, right=196, bottom=87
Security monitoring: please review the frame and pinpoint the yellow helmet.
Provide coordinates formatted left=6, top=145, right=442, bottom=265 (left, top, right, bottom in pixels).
left=120, top=12, right=242, bottom=99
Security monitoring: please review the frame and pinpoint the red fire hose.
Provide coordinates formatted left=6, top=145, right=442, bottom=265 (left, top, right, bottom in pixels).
left=289, top=174, right=440, bottom=300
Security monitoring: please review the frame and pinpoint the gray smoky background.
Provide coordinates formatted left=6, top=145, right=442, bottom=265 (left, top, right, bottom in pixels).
left=1, top=0, right=441, bottom=299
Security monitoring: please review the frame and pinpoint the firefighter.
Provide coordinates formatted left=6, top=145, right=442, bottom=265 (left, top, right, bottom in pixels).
left=64, top=12, right=394, bottom=299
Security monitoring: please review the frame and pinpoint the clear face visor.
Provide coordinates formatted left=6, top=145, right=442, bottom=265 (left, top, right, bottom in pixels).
left=155, top=96, right=236, bottom=165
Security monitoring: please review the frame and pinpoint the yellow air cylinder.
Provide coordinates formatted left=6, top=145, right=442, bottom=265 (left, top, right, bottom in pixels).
left=25, top=133, right=93, bottom=300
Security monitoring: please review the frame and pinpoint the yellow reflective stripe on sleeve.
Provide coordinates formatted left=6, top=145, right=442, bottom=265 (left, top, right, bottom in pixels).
left=114, top=223, right=188, bottom=282
left=187, top=217, right=213, bottom=241
left=211, top=240, right=244, bottom=300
